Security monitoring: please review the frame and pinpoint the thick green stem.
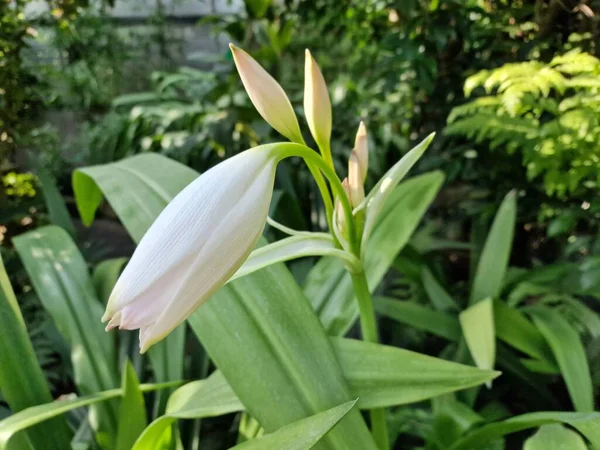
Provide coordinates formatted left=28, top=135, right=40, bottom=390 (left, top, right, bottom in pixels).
left=351, top=271, right=389, bottom=450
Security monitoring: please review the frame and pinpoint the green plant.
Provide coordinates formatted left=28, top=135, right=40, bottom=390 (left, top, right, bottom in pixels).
left=446, top=49, right=600, bottom=198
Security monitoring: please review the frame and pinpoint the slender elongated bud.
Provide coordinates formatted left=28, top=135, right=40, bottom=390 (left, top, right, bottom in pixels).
left=354, top=121, right=368, bottom=181
left=103, top=145, right=279, bottom=352
left=230, top=44, right=304, bottom=144
left=348, top=151, right=365, bottom=207
left=335, top=178, right=351, bottom=234
left=304, top=49, right=332, bottom=153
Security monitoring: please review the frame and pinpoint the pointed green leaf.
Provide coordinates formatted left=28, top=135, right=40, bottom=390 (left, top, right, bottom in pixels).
left=307, top=171, right=445, bottom=336
left=116, top=362, right=147, bottom=450
left=32, top=160, right=75, bottom=236
left=494, top=300, right=556, bottom=365
left=359, top=133, right=435, bottom=247
left=524, top=424, right=588, bottom=450
left=231, top=234, right=359, bottom=282
left=132, top=371, right=244, bottom=450
left=374, top=297, right=461, bottom=340
left=333, top=338, right=499, bottom=408
left=460, top=298, right=496, bottom=372
left=530, top=307, right=594, bottom=412
left=188, top=266, right=377, bottom=450
left=0, top=382, right=176, bottom=449
left=0, top=255, right=71, bottom=450
left=470, top=191, right=516, bottom=305
left=72, top=153, right=198, bottom=242
left=230, top=400, right=357, bottom=450
left=13, top=226, right=120, bottom=442
left=449, top=411, right=600, bottom=450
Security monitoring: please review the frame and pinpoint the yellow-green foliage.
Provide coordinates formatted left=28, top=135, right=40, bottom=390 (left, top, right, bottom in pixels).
left=446, top=50, right=600, bottom=197
left=2, top=172, right=36, bottom=198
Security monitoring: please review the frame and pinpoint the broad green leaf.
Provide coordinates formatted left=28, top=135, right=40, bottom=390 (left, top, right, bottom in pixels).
left=460, top=298, right=495, bottom=372
left=138, top=336, right=496, bottom=435
left=32, top=159, right=75, bottom=236
left=0, top=382, right=178, bottom=449
left=72, top=153, right=198, bottom=243
left=230, top=400, right=357, bottom=450
left=13, top=226, right=120, bottom=442
left=73, top=154, right=194, bottom=413
left=530, top=307, right=594, bottom=412
left=524, top=424, right=588, bottom=450
left=132, top=372, right=244, bottom=450
left=0, top=255, right=71, bottom=450
left=449, top=411, right=600, bottom=450
left=306, top=171, right=445, bottom=336
left=373, top=297, right=461, bottom=341
left=116, top=362, right=147, bottom=450
left=493, top=301, right=556, bottom=366
left=332, top=338, right=499, bottom=408
left=421, top=266, right=460, bottom=312
left=358, top=133, right=435, bottom=248
left=231, top=234, right=359, bottom=282
left=470, top=191, right=516, bottom=305
left=188, top=266, right=377, bottom=450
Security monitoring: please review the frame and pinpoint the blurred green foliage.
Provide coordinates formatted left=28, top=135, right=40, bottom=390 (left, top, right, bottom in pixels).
left=447, top=49, right=600, bottom=198
left=2, top=0, right=600, bottom=418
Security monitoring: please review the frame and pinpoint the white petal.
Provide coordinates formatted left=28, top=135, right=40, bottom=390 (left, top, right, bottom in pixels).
left=138, top=160, right=276, bottom=351
left=104, top=146, right=275, bottom=320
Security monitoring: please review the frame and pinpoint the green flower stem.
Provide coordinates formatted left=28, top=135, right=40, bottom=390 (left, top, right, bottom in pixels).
left=289, top=137, right=335, bottom=234
left=305, top=161, right=335, bottom=234
left=276, top=144, right=359, bottom=255
left=351, top=271, right=389, bottom=450
left=320, top=141, right=335, bottom=172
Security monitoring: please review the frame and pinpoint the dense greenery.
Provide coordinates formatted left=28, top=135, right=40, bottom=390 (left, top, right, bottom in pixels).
left=1, top=1, right=600, bottom=449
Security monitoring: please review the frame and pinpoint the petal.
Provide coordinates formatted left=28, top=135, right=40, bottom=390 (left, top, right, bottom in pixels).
left=117, top=256, right=192, bottom=330
left=230, top=44, right=304, bottom=144
left=138, top=160, right=277, bottom=351
left=104, top=146, right=275, bottom=319
left=304, top=49, right=332, bottom=151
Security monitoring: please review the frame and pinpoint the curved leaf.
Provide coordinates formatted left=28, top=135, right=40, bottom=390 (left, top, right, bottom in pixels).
left=530, top=307, right=594, bottom=412
left=0, top=255, right=71, bottom=450
left=460, top=298, right=496, bottom=373
left=524, top=424, right=588, bottom=450
left=230, top=400, right=357, bottom=450
left=13, top=226, right=120, bottom=441
left=470, top=191, right=516, bottom=305
left=449, top=411, right=600, bottom=450
left=0, top=382, right=176, bottom=449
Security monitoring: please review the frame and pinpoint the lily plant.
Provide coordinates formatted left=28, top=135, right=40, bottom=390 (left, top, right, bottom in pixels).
left=102, top=44, right=434, bottom=449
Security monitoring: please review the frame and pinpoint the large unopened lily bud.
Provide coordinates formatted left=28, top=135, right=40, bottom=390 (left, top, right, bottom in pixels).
left=348, top=150, right=365, bottom=207
left=230, top=44, right=304, bottom=144
left=103, top=146, right=279, bottom=352
left=304, top=49, right=332, bottom=153
left=354, top=121, right=368, bottom=181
